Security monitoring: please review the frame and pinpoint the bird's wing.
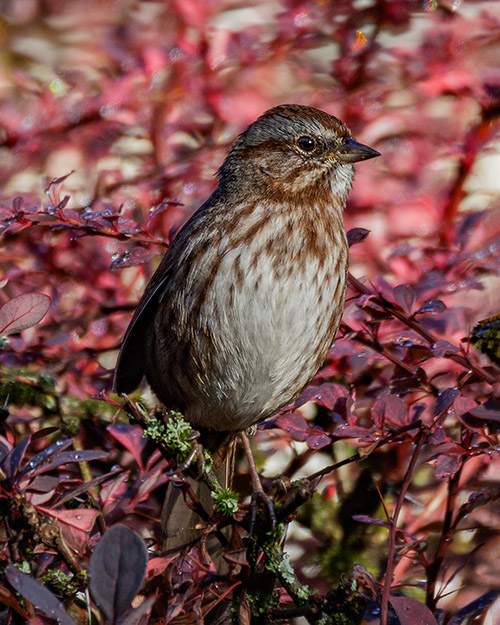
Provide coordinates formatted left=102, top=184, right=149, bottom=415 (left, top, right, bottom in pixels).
left=113, top=255, right=171, bottom=394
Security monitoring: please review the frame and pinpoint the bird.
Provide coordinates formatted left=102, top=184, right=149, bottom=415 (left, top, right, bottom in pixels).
left=114, top=104, right=379, bottom=548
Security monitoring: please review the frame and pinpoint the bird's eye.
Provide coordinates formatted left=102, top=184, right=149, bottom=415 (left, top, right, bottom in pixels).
left=297, top=136, right=316, bottom=153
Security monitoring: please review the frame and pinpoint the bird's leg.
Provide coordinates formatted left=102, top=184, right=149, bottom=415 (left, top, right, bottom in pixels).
left=240, top=431, right=276, bottom=533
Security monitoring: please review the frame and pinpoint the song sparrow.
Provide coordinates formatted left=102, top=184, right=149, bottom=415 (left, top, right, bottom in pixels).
left=114, top=104, right=379, bottom=545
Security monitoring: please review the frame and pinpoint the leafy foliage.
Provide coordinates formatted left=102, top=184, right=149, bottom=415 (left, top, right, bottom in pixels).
left=0, top=1, right=500, bottom=624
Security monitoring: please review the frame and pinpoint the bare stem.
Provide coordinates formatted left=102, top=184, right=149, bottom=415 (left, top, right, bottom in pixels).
left=380, top=429, right=427, bottom=625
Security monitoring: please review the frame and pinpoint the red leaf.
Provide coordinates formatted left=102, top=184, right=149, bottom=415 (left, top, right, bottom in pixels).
left=389, top=595, right=438, bottom=625
left=38, top=507, right=100, bottom=531
left=37, top=508, right=99, bottom=552
left=108, top=424, right=146, bottom=471
left=0, top=293, right=51, bottom=335
left=146, top=556, right=177, bottom=581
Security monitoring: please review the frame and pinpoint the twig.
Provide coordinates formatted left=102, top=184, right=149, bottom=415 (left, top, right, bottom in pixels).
left=440, top=112, right=500, bottom=246
left=348, top=273, right=497, bottom=386
left=380, top=428, right=427, bottom=625
left=425, top=456, right=464, bottom=610
left=308, top=421, right=422, bottom=483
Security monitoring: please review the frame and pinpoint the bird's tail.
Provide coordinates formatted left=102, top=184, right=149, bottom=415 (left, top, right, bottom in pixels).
left=161, top=440, right=235, bottom=554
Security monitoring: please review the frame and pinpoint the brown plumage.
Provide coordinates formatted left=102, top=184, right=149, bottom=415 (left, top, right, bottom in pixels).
left=114, top=104, right=379, bottom=547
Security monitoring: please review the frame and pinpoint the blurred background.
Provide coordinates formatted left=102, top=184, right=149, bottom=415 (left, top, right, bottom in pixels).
left=1, top=1, right=500, bottom=622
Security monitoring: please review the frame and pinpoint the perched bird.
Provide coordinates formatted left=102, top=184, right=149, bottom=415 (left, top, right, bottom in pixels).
left=114, top=104, right=379, bottom=547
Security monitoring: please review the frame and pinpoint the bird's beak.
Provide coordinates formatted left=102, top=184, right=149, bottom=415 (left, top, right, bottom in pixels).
left=335, top=137, right=380, bottom=163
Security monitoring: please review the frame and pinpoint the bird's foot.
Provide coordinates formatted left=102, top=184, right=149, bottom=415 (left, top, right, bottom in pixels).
left=240, top=431, right=276, bottom=534
left=249, top=489, right=276, bottom=535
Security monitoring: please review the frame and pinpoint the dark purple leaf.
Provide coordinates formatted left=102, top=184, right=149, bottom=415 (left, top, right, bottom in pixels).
left=18, top=438, right=72, bottom=478
left=434, top=388, right=459, bottom=417
left=414, top=299, right=447, bottom=315
left=447, top=589, right=500, bottom=625
left=6, top=566, right=76, bottom=625
left=347, top=227, right=370, bottom=247
left=394, top=285, right=416, bottom=314
left=389, top=595, right=438, bottom=625
left=2, top=435, right=31, bottom=480
left=0, top=440, right=9, bottom=461
left=89, top=525, right=147, bottom=623
left=22, top=450, right=109, bottom=478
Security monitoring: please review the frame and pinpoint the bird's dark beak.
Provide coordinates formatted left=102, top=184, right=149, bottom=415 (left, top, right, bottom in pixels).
left=336, top=137, right=380, bottom=163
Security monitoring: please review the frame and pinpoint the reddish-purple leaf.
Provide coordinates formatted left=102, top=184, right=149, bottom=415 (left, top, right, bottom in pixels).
left=275, top=413, right=310, bottom=441
left=305, top=432, right=331, bottom=449
left=148, top=198, right=183, bottom=222
left=110, top=246, right=157, bottom=270
left=468, top=398, right=500, bottom=423
left=372, top=393, right=407, bottom=428
left=433, top=453, right=463, bottom=478
left=0, top=293, right=51, bottom=335
left=455, top=488, right=500, bottom=526
left=6, top=566, right=76, bottom=625
left=56, top=467, right=123, bottom=506
left=293, top=383, right=349, bottom=413
left=333, top=424, right=372, bottom=439
left=108, top=424, right=147, bottom=470
left=389, top=595, right=438, bottom=625
left=347, top=227, right=370, bottom=247
left=89, top=525, right=147, bottom=623
left=431, top=340, right=459, bottom=357
left=394, top=285, right=416, bottom=314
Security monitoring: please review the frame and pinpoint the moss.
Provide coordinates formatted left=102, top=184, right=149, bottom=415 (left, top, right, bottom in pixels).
left=212, top=488, right=239, bottom=516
